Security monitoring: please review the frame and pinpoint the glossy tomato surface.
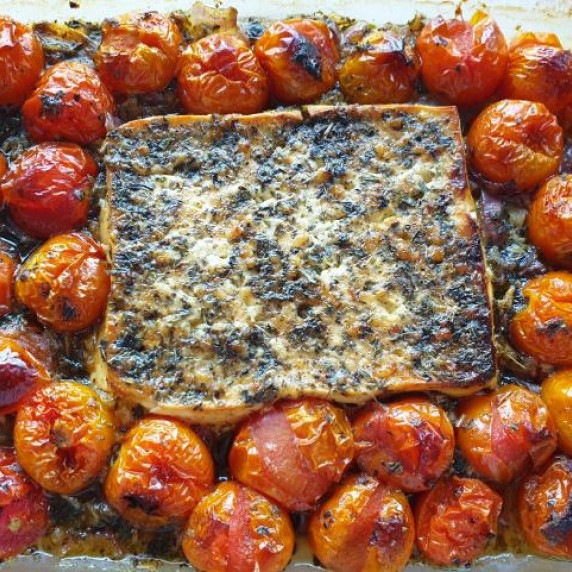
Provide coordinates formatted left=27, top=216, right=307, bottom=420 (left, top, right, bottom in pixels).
left=105, top=417, right=214, bottom=530
left=542, top=371, right=572, bottom=456
left=0, top=252, right=15, bottom=317
left=510, top=272, right=572, bottom=365
left=467, top=99, right=563, bottom=194
left=0, top=17, right=44, bottom=106
left=309, top=474, right=414, bottom=572
left=14, top=381, right=114, bottom=495
left=15, top=232, right=110, bottom=333
left=415, top=476, right=503, bottom=567
left=182, top=481, right=295, bottom=572
left=177, top=32, right=269, bottom=115
left=2, top=143, right=97, bottom=239
left=229, top=398, right=354, bottom=511
left=22, top=61, right=116, bottom=144
left=254, top=18, right=339, bottom=105
left=353, top=397, right=454, bottom=492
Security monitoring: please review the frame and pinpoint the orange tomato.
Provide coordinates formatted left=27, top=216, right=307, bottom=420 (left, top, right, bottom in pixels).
left=518, top=455, right=572, bottom=558
left=541, top=371, right=572, bottom=456
left=15, top=232, right=110, bottom=333
left=467, top=99, right=563, bottom=194
left=308, top=474, right=414, bottom=572
left=416, top=11, right=507, bottom=106
left=0, top=251, right=15, bottom=317
left=229, top=399, right=354, bottom=511
left=104, top=417, right=214, bottom=530
left=415, top=476, right=503, bottom=567
left=182, top=481, right=295, bottom=572
left=0, top=17, right=44, bottom=106
left=22, top=61, right=116, bottom=144
left=510, top=272, right=572, bottom=365
left=254, top=18, right=339, bottom=105
left=2, top=143, right=97, bottom=239
left=14, top=381, right=114, bottom=495
left=352, top=397, right=454, bottom=492
left=177, top=32, right=269, bottom=115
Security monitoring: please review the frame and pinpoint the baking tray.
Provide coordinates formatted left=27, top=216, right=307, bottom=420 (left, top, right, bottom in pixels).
left=0, top=0, right=571, bottom=570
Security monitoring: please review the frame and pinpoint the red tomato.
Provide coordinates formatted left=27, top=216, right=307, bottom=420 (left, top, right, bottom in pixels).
left=0, top=153, right=7, bottom=181
left=0, top=252, right=15, bottom=317
left=22, top=61, right=116, bottom=144
left=541, top=371, right=572, bottom=457
left=2, top=143, right=97, bottom=239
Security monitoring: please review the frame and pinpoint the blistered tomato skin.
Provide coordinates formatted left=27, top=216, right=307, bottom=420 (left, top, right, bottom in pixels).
left=352, top=397, right=454, bottom=493
left=0, top=17, right=44, bottom=106
left=510, top=272, right=572, bottom=366
left=177, top=33, right=270, bottom=115
left=467, top=99, right=563, bottom=194
left=0, top=448, right=49, bottom=561
left=0, top=252, right=15, bottom=317
left=415, top=476, right=503, bottom=567
left=182, top=481, right=295, bottom=572
left=309, top=474, right=415, bottom=572
left=105, top=417, right=214, bottom=530
left=2, top=143, right=97, bottom=239
left=229, top=399, right=354, bottom=511
left=254, top=18, right=339, bottom=105
left=457, top=384, right=557, bottom=485
left=416, top=11, right=507, bottom=106
left=95, top=11, right=182, bottom=95
left=14, top=381, right=114, bottom=495
left=518, top=456, right=572, bottom=558
left=542, top=371, right=572, bottom=456
left=339, top=31, right=419, bottom=104
left=15, top=232, right=110, bottom=333
left=22, top=61, right=116, bottom=144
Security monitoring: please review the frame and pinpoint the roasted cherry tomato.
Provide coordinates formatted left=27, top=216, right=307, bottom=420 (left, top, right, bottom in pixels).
left=254, top=19, right=339, bottom=105
left=2, top=143, right=97, bottom=239
left=105, top=417, right=214, bottom=530
left=0, top=448, right=49, bottom=560
left=510, top=272, right=572, bottom=366
left=177, top=32, right=269, bottom=115
left=415, top=476, right=503, bottom=567
left=352, top=397, right=454, bottom=493
left=15, top=232, right=110, bottom=333
left=0, top=252, right=15, bottom=317
left=229, top=399, right=354, bottom=511
left=467, top=99, right=563, bottom=194
left=0, top=17, right=44, bottom=106
left=0, top=152, right=7, bottom=181
left=95, top=11, right=182, bottom=95
left=518, top=456, right=572, bottom=558
left=14, top=381, right=114, bottom=495
left=416, top=11, right=507, bottom=106
left=182, top=481, right=295, bottom=572
left=339, top=30, right=419, bottom=104
left=22, top=61, right=116, bottom=144
left=457, top=384, right=557, bottom=484
left=308, top=474, right=414, bottom=572
left=542, top=371, right=572, bottom=456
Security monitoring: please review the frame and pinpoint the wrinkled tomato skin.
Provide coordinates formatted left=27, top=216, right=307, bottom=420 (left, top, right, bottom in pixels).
left=510, top=272, right=572, bottom=365
left=339, top=31, right=419, bottom=104
left=518, top=456, right=572, bottom=558
left=105, top=417, right=214, bottom=530
left=542, top=371, right=572, bottom=456
left=0, top=17, right=44, bottom=106
left=254, top=19, right=339, bottom=105
left=308, top=474, right=414, bottom=572
left=415, top=476, right=503, bottom=567
left=467, top=99, right=563, bottom=194
left=0, top=448, right=49, bottom=561
left=14, top=381, right=114, bottom=495
left=95, top=11, right=182, bottom=95
left=229, top=399, right=354, bottom=511
left=352, top=397, right=454, bottom=493
left=2, top=143, right=97, bottom=239
left=15, top=232, right=110, bottom=333
left=457, top=384, right=557, bottom=485
left=182, top=481, right=295, bottom=572
left=22, top=61, right=116, bottom=144
left=0, top=252, right=15, bottom=318
left=416, top=11, right=507, bottom=106
left=177, top=33, right=270, bottom=115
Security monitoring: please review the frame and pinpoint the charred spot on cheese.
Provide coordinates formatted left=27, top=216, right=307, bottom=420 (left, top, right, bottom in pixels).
left=98, top=105, right=497, bottom=423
